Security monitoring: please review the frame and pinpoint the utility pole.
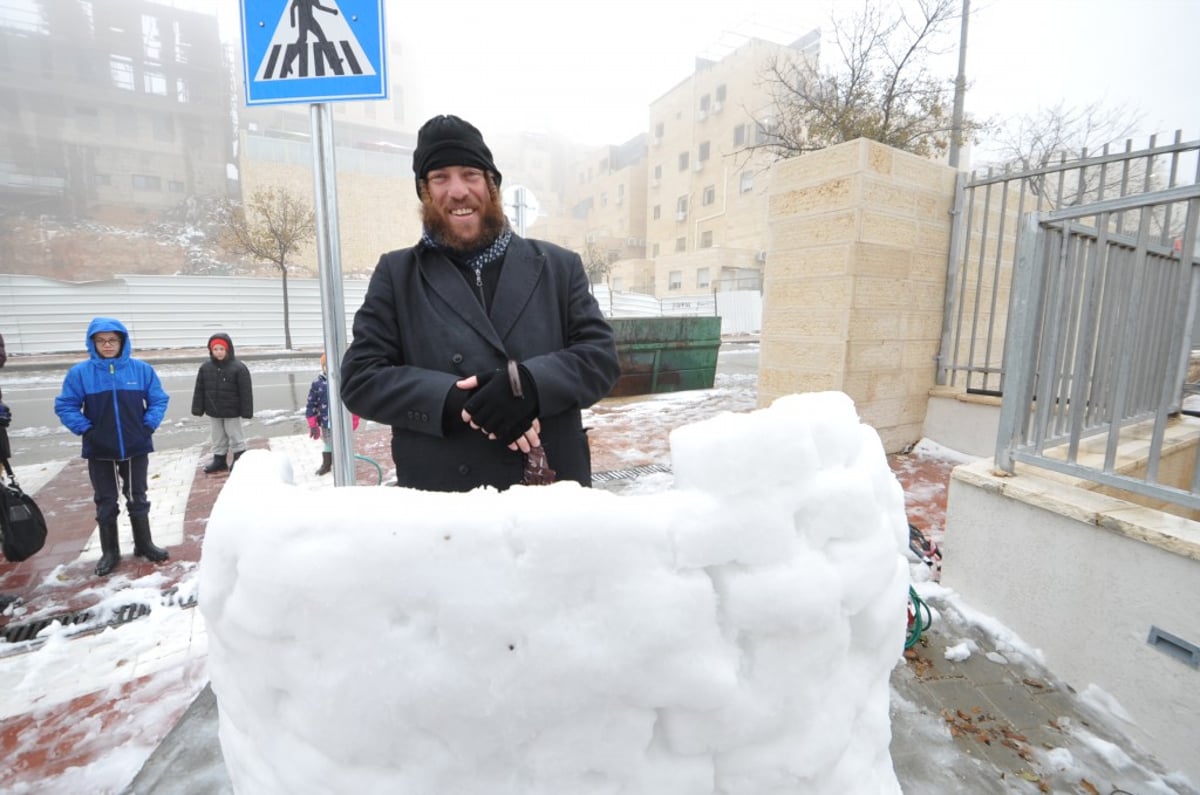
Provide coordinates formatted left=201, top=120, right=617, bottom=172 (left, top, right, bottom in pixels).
left=948, top=0, right=970, bottom=169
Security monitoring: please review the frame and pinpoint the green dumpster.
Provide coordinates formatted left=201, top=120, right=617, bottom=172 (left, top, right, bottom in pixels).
left=608, top=317, right=721, bottom=397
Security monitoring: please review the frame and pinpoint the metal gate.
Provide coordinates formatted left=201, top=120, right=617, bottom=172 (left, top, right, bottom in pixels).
left=995, top=185, right=1200, bottom=512
left=937, top=131, right=1200, bottom=394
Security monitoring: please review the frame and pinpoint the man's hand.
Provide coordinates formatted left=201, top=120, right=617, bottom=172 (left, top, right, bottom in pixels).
left=457, top=366, right=539, bottom=446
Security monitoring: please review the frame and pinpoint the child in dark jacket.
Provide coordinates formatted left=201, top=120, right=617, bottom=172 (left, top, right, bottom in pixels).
left=192, top=333, right=254, bottom=474
left=305, top=354, right=357, bottom=476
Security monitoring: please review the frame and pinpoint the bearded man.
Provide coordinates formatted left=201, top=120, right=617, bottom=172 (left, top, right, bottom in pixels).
left=341, top=114, right=620, bottom=492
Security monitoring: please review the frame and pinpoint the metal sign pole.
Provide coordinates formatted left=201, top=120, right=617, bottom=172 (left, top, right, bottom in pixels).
left=310, top=102, right=355, bottom=486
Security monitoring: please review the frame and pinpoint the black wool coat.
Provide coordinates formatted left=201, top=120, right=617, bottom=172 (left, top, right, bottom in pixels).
left=340, top=234, right=620, bottom=492
left=191, top=334, right=254, bottom=420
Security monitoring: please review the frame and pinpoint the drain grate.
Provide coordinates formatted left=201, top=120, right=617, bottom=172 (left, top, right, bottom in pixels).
left=1, top=590, right=197, bottom=646
left=591, top=463, right=672, bottom=483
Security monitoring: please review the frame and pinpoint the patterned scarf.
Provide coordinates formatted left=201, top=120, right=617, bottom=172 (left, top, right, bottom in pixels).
left=422, top=226, right=513, bottom=283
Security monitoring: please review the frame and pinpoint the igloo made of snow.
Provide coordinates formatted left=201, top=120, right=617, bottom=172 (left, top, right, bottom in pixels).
left=199, top=392, right=910, bottom=794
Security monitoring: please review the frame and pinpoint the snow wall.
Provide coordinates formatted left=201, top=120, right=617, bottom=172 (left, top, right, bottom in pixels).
left=199, top=392, right=909, bottom=794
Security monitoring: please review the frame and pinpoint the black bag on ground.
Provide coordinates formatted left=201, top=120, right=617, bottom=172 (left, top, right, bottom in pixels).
left=1, top=458, right=47, bottom=562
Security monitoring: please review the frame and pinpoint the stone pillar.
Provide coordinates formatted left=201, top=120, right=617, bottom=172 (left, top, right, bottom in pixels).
left=759, top=139, right=957, bottom=452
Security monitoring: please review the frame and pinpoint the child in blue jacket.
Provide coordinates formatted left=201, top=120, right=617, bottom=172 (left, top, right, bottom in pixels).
left=54, top=317, right=171, bottom=576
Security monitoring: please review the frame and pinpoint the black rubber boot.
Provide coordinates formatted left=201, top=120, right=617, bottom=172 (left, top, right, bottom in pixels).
left=0, top=593, right=21, bottom=612
left=230, top=450, right=245, bottom=471
left=95, top=521, right=121, bottom=576
left=203, top=454, right=228, bottom=474
left=130, top=514, right=169, bottom=563
left=316, top=452, right=333, bottom=476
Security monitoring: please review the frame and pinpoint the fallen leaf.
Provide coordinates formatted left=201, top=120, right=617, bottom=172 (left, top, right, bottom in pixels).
left=1016, top=770, right=1041, bottom=782
left=1079, top=779, right=1100, bottom=795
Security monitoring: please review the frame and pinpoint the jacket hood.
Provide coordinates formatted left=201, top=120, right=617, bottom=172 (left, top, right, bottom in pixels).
left=207, top=332, right=236, bottom=360
left=86, top=317, right=132, bottom=363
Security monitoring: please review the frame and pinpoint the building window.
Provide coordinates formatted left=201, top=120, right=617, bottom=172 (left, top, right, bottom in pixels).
left=700, top=231, right=713, bottom=249
left=734, top=124, right=746, bottom=147
left=600, top=191, right=607, bottom=207
left=698, top=141, right=710, bottom=162
left=653, top=205, right=661, bottom=220
left=740, top=171, right=754, bottom=193
left=132, top=174, right=162, bottom=191
left=654, top=164, right=662, bottom=180
left=755, top=118, right=776, bottom=145
left=142, top=14, right=162, bottom=60
left=669, top=268, right=683, bottom=286
left=677, top=151, right=689, bottom=171
left=699, top=94, right=710, bottom=112
left=168, top=180, right=186, bottom=193
left=110, top=56, right=135, bottom=91
left=95, top=173, right=111, bottom=186
left=652, top=243, right=660, bottom=257
left=655, top=122, right=664, bottom=138
left=716, top=84, right=727, bottom=103
left=173, top=21, right=190, bottom=64
left=676, top=196, right=688, bottom=220
left=144, top=69, right=167, bottom=96
left=703, top=185, right=715, bottom=206
left=697, top=267, right=711, bottom=287
left=617, top=184, right=625, bottom=203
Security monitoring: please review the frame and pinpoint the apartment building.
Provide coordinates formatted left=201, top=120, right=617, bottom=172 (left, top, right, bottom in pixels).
left=568, top=134, right=650, bottom=282
left=0, top=0, right=233, bottom=223
left=607, top=32, right=819, bottom=299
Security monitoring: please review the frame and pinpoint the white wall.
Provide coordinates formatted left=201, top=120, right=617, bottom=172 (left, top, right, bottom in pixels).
left=0, top=275, right=762, bottom=355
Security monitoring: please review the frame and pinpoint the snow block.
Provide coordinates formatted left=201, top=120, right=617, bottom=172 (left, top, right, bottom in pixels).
left=199, top=391, right=909, bottom=794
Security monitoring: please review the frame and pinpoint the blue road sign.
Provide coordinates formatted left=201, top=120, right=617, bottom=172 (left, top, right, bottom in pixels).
left=241, top=0, right=387, bottom=105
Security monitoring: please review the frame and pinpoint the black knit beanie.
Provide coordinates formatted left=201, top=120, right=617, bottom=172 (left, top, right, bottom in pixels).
left=412, top=114, right=502, bottom=197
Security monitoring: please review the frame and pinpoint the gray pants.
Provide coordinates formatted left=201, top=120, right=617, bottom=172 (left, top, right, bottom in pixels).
left=209, top=417, right=247, bottom=456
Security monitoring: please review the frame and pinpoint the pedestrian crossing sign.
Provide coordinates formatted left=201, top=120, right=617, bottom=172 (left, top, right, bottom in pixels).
left=241, top=0, right=387, bottom=105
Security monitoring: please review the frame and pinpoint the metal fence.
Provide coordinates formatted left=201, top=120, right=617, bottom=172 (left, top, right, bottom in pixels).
left=995, top=185, right=1200, bottom=511
left=938, top=131, right=1200, bottom=394
left=0, top=275, right=763, bottom=355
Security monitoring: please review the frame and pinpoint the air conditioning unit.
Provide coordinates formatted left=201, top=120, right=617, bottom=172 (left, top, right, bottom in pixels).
left=653, top=135, right=662, bottom=148
left=697, top=110, right=708, bottom=121
left=676, top=211, right=687, bottom=222
left=693, top=161, right=705, bottom=172
left=755, top=251, right=767, bottom=263
left=626, top=237, right=643, bottom=247
left=615, top=196, right=623, bottom=205
left=712, top=101, right=723, bottom=113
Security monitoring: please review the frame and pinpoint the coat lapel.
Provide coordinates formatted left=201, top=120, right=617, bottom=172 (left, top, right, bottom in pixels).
left=417, top=246, right=507, bottom=354
left=489, top=236, right=544, bottom=343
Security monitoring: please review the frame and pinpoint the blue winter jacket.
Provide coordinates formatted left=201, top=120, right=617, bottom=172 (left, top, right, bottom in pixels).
left=54, top=317, right=170, bottom=461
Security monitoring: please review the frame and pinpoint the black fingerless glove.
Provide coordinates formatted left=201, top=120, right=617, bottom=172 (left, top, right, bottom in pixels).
left=463, top=365, right=539, bottom=445
left=442, top=384, right=472, bottom=433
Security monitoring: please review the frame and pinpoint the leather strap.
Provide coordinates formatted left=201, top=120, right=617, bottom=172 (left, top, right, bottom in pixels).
left=506, top=360, right=523, bottom=398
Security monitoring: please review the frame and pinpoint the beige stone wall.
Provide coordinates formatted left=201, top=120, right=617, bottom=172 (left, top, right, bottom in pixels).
left=760, top=139, right=957, bottom=452
left=238, top=138, right=424, bottom=279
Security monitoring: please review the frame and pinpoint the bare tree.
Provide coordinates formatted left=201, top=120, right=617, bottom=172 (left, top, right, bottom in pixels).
left=581, top=241, right=614, bottom=294
left=219, top=187, right=315, bottom=350
left=981, top=100, right=1145, bottom=204
left=758, top=0, right=978, bottom=160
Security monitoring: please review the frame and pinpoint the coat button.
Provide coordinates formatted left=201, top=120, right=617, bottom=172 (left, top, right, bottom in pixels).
left=420, top=412, right=428, bottom=422
left=452, top=354, right=464, bottom=365
left=458, top=464, right=470, bottom=475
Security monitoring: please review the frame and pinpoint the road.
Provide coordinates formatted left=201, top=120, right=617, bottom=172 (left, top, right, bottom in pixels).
left=0, top=344, right=759, bottom=467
